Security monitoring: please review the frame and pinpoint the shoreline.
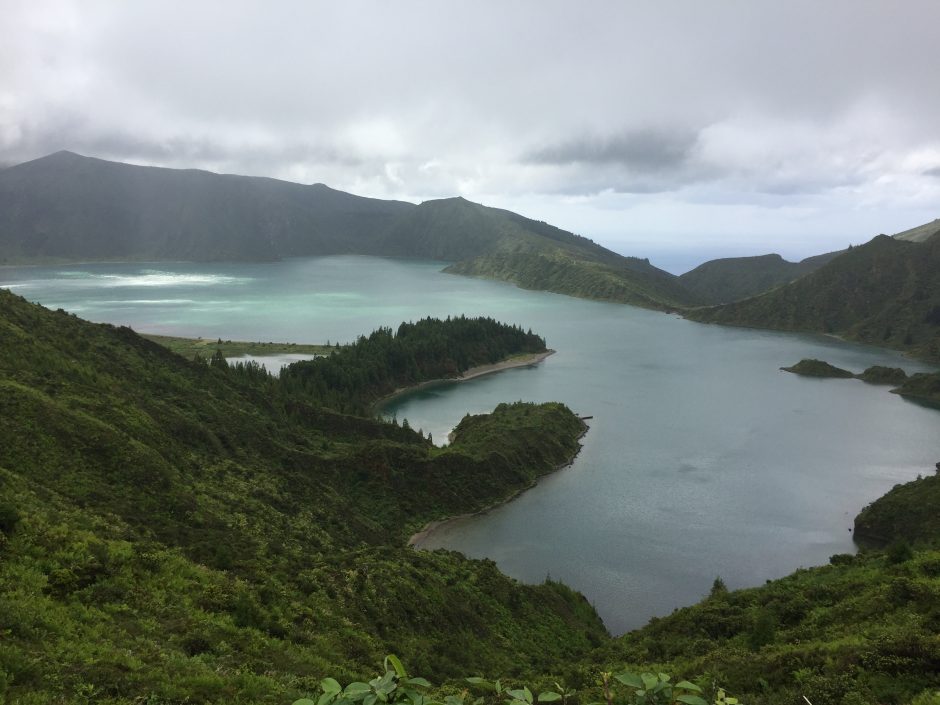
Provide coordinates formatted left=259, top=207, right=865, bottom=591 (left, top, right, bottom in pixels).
left=407, top=421, right=589, bottom=548
left=372, top=349, right=556, bottom=413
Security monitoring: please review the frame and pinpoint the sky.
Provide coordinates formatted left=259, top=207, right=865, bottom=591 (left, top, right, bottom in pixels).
left=2, top=1, right=940, bottom=272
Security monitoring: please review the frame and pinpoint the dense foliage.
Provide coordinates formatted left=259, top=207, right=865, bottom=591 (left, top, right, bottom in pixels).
left=858, top=365, right=909, bottom=385
left=688, top=232, right=940, bottom=362
left=0, top=290, right=605, bottom=703
left=294, top=657, right=716, bottom=705
left=855, top=471, right=940, bottom=546
left=893, top=371, right=940, bottom=406
left=278, top=316, right=547, bottom=414
left=593, top=544, right=940, bottom=704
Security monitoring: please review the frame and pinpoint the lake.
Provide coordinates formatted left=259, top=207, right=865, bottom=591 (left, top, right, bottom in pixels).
left=3, top=256, right=938, bottom=634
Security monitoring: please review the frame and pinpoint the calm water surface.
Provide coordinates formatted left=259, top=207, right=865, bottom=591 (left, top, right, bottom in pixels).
left=3, top=257, right=938, bottom=633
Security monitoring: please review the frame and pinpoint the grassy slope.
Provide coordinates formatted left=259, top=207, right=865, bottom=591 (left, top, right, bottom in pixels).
left=140, top=333, right=335, bottom=359
left=0, top=290, right=605, bottom=703
left=404, top=198, right=696, bottom=310
left=687, top=233, right=940, bottom=362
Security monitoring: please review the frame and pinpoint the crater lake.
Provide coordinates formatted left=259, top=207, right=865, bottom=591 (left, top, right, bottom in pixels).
left=3, top=256, right=938, bottom=633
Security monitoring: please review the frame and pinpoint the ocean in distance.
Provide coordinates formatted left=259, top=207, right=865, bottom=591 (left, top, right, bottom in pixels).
left=3, top=255, right=938, bottom=634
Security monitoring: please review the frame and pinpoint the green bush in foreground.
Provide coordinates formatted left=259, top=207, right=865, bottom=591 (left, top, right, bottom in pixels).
left=295, top=657, right=721, bottom=705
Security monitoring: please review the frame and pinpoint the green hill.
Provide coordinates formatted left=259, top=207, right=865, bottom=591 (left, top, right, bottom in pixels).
left=892, top=370, right=940, bottom=406
left=429, top=199, right=696, bottom=309
left=0, top=290, right=605, bottom=702
left=855, top=471, right=940, bottom=546
left=678, top=250, right=842, bottom=304
left=687, top=232, right=940, bottom=362
left=0, top=151, right=414, bottom=262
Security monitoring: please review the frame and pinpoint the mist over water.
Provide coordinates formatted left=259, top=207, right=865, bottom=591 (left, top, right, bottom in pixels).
left=4, top=256, right=938, bottom=633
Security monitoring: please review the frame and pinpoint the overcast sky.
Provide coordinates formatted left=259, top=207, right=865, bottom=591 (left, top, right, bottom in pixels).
left=2, top=1, right=939, bottom=271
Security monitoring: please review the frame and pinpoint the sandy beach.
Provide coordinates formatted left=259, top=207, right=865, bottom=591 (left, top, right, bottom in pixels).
left=372, top=349, right=555, bottom=411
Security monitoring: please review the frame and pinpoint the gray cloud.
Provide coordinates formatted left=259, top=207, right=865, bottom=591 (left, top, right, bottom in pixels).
left=2, top=0, right=940, bottom=258
left=525, top=129, right=699, bottom=171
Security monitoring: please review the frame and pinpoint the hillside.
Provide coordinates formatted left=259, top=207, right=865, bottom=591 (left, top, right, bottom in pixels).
left=687, top=232, right=940, bottom=362
left=593, top=531, right=940, bottom=704
left=0, top=151, right=414, bottom=262
left=677, top=250, right=842, bottom=304
left=0, top=290, right=606, bottom=702
left=895, top=218, right=940, bottom=243
left=855, top=471, right=940, bottom=546
left=0, top=152, right=699, bottom=311
left=4, top=289, right=940, bottom=704
left=892, top=370, right=940, bottom=407
left=437, top=201, right=697, bottom=310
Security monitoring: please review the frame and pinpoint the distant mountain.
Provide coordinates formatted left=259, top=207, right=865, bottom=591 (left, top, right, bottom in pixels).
left=386, top=197, right=698, bottom=309
left=688, top=229, right=940, bottom=362
left=0, top=151, right=413, bottom=262
left=677, top=250, right=843, bottom=304
left=0, top=151, right=699, bottom=310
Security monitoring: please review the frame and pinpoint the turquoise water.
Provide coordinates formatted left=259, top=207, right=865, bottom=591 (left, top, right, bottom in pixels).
left=3, top=257, right=938, bottom=633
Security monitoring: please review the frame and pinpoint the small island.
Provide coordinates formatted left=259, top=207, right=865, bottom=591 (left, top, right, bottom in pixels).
left=857, top=365, right=909, bottom=385
left=891, top=370, right=940, bottom=406
left=782, top=359, right=917, bottom=388
left=780, top=358, right=855, bottom=378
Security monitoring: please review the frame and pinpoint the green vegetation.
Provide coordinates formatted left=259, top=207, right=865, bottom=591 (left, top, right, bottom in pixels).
left=141, top=333, right=335, bottom=359
left=0, top=290, right=605, bottom=703
left=592, top=540, right=940, bottom=704
left=294, top=658, right=717, bottom=705
left=688, top=233, right=940, bottom=362
left=278, top=316, right=547, bottom=415
left=855, top=471, right=940, bottom=546
left=678, top=251, right=842, bottom=305
left=892, top=371, right=940, bottom=406
left=780, top=359, right=855, bottom=378
left=447, top=239, right=697, bottom=311
left=858, top=365, right=908, bottom=385
left=379, top=196, right=698, bottom=310
left=2, top=289, right=940, bottom=705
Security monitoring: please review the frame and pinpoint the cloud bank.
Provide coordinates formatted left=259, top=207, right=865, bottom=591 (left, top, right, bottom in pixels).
left=2, top=0, right=939, bottom=269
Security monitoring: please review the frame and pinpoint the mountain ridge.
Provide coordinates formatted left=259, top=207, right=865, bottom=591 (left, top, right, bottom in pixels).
left=687, top=232, right=940, bottom=362
left=0, top=151, right=699, bottom=310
